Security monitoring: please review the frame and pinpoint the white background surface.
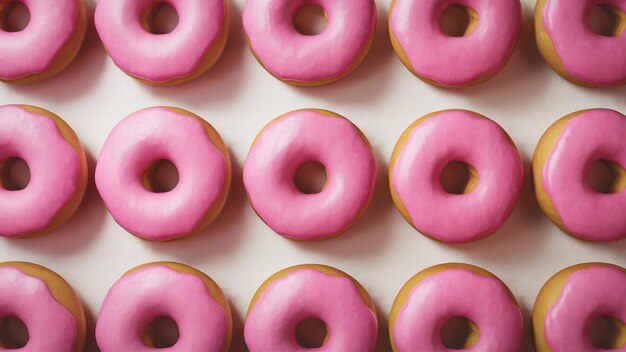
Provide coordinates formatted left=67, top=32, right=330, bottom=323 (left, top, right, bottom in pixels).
left=1, top=0, right=625, bottom=350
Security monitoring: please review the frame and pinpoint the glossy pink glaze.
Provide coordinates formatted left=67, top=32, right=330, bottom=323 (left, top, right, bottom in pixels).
left=0, top=105, right=81, bottom=238
left=390, top=0, right=521, bottom=86
left=243, top=0, right=376, bottom=83
left=393, top=268, right=523, bottom=351
left=244, top=268, right=377, bottom=351
left=0, top=266, right=78, bottom=351
left=95, top=0, right=226, bottom=83
left=96, top=265, right=229, bottom=351
left=243, top=110, right=377, bottom=241
left=0, top=0, right=82, bottom=80
left=544, top=265, right=626, bottom=351
left=391, top=110, right=523, bottom=243
left=95, top=107, right=228, bottom=241
left=542, top=109, right=626, bottom=241
left=542, top=0, right=626, bottom=86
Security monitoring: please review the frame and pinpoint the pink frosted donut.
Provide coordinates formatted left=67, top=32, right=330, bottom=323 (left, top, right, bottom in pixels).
left=390, top=110, right=523, bottom=243
left=242, top=0, right=376, bottom=86
left=95, top=107, right=231, bottom=241
left=244, top=264, right=378, bottom=351
left=0, top=262, right=86, bottom=351
left=533, top=263, right=626, bottom=351
left=390, top=263, right=523, bottom=351
left=0, top=105, right=88, bottom=238
left=389, top=0, right=522, bottom=87
left=95, top=0, right=229, bottom=85
left=533, top=109, right=626, bottom=242
left=96, top=262, right=232, bottom=351
left=535, top=0, right=626, bottom=87
left=243, top=109, right=377, bottom=241
left=0, top=0, right=87, bottom=83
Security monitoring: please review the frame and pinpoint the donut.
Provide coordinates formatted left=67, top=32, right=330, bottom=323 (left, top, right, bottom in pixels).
left=389, top=0, right=522, bottom=87
left=0, top=261, right=86, bottom=351
left=534, top=0, right=626, bottom=87
left=243, top=109, right=377, bottom=241
left=244, top=264, right=378, bottom=351
left=95, top=0, right=229, bottom=85
left=243, top=0, right=376, bottom=86
left=0, top=0, right=87, bottom=83
left=532, top=109, right=626, bottom=242
left=0, top=105, right=88, bottom=238
left=389, top=263, right=523, bottom=351
left=389, top=110, right=523, bottom=243
left=532, top=263, right=626, bottom=351
left=95, top=107, right=231, bottom=241
left=96, top=262, right=232, bottom=351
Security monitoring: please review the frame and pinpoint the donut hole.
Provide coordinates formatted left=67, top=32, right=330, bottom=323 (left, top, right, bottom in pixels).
left=587, top=160, right=625, bottom=194
left=142, top=159, right=179, bottom=193
left=587, top=5, right=626, bottom=37
left=439, top=5, right=478, bottom=37
left=440, top=317, right=480, bottom=349
left=0, top=157, right=30, bottom=191
left=142, top=316, right=180, bottom=348
left=0, top=1, right=30, bottom=33
left=587, top=315, right=626, bottom=349
left=294, top=161, right=327, bottom=194
left=142, top=2, right=179, bottom=35
left=440, top=162, right=478, bottom=194
left=293, top=5, right=327, bottom=36
left=295, top=317, right=328, bottom=348
left=0, top=316, right=29, bottom=349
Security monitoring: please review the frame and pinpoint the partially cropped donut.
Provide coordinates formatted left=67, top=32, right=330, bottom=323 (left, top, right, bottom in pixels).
left=533, top=263, right=626, bottom=351
left=390, top=263, right=523, bottom=351
left=390, top=110, right=523, bottom=243
left=245, top=264, right=378, bottom=351
left=534, top=0, right=626, bottom=87
left=243, top=0, right=376, bottom=85
left=243, top=109, right=377, bottom=241
left=389, top=0, right=522, bottom=87
left=532, top=109, right=626, bottom=242
left=0, top=0, right=87, bottom=83
left=0, top=261, right=86, bottom=351
left=0, top=105, right=88, bottom=238
left=96, top=262, right=232, bottom=351
left=95, top=0, right=229, bottom=85
left=95, top=107, right=231, bottom=241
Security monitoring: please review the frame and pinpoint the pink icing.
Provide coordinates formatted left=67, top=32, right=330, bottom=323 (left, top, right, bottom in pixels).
left=389, top=0, right=522, bottom=86
left=242, top=0, right=376, bottom=83
left=392, top=268, right=523, bottom=351
left=244, top=267, right=378, bottom=351
left=243, top=109, right=377, bottom=241
left=0, top=266, right=78, bottom=351
left=544, top=264, right=626, bottom=351
left=391, top=110, right=523, bottom=243
left=0, top=105, right=81, bottom=238
left=96, top=264, right=230, bottom=352
left=542, top=109, right=626, bottom=241
left=542, top=0, right=626, bottom=86
left=94, top=0, right=227, bottom=83
left=0, top=0, right=82, bottom=80
left=95, top=107, right=229, bottom=241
